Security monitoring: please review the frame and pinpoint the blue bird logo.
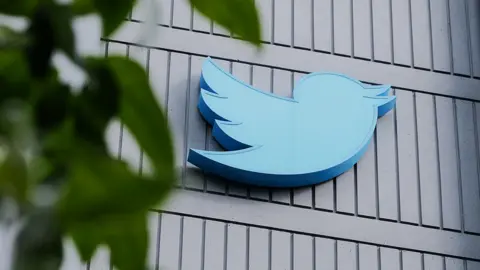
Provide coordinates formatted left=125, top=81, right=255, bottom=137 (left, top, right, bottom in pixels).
left=187, top=58, right=396, bottom=188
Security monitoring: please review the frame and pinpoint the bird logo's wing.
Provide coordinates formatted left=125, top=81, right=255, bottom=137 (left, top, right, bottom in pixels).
left=196, top=57, right=297, bottom=149
left=188, top=58, right=300, bottom=187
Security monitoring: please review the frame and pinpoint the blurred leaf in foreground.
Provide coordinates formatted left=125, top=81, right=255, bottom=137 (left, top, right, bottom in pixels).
left=189, top=0, right=262, bottom=46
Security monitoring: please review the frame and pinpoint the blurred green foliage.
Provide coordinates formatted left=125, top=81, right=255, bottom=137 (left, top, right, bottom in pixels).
left=0, top=0, right=261, bottom=269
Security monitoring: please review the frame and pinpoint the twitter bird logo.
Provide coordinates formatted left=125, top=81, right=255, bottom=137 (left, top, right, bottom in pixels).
left=187, top=58, right=396, bottom=188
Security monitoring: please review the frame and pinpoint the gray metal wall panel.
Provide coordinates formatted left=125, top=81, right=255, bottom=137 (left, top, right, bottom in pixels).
left=128, top=212, right=480, bottom=270
left=158, top=213, right=182, bottom=270
left=168, top=53, right=190, bottom=188
left=172, top=0, right=191, bottom=29
left=380, top=247, right=400, bottom=270
left=293, top=186, right=312, bottom=208
left=181, top=217, right=203, bottom=270
left=273, top=0, right=293, bottom=46
left=102, top=39, right=480, bottom=240
left=185, top=56, right=207, bottom=190
left=337, top=241, right=357, bottom=270
left=271, top=230, right=291, bottom=270
left=315, top=238, right=335, bottom=270
left=467, top=0, right=480, bottom=78
left=448, top=0, right=471, bottom=76
left=353, top=0, right=372, bottom=60
left=357, top=131, right=377, bottom=218
left=402, top=251, right=422, bottom=270
left=226, top=224, right=248, bottom=270
left=192, top=9, right=211, bottom=33
left=293, top=0, right=312, bottom=49
left=128, top=0, right=480, bottom=81
left=131, top=0, right=172, bottom=26
left=293, top=234, right=314, bottom=270
left=65, top=0, right=480, bottom=265
left=314, top=176, right=335, bottom=211
left=313, top=0, right=332, bottom=52
left=430, top=0, right=452, bottom=73
left=396, top=90, right=420, bottom=224
left=147, top=213, right=160, bottom=269
left=358, top=244, right=378, bottom=270
left=446, top=257, right=464, bottom=270
left=248, top=227, right=269, bottom=270
left=372, top=0, right=392, bottom=63
left=424, top=254, right=444, bottom=270
left=257, top=0, right=273, bottom=43
left=436, top=96, right=463, bottom=231
left=410, top=0, right=432, bottom=70
left=455, top=100, right=480, bottom=234
left=333, top=0, right=352, bottom=56
left=213, top=21, right=230, bottom=36
left=376, top=96, right=399, bottom=221
left=416, top=93, right=441, bottom=228
left=468, top=261, right=480, bottom=270
left=203, top=220, right=225, bottom=270
left=164, top=190, right=480, bottom=260
left=391, top=0, right=412, bottom=66
left=336, top=166, right=355, bottom=214
left=112, top=23, right=480, bottom=99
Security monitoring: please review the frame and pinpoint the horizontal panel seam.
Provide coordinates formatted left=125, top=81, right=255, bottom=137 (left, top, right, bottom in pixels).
left=157, top=208, right=480, bottom=263
left=104, top=38, right=480, bottom=103
left=107, top=22, right=480, bottom=102
left=160, top=190, right=480, bottom=261
left=125, top=18, right=480, bottom=81
left=176, top=186, right=478, bottom=236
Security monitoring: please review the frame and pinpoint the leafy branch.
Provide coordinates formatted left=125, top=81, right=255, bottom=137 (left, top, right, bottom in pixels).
left=0, top=0, right=261, bottom=269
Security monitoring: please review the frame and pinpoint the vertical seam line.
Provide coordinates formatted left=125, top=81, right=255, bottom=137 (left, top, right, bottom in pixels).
left=433, top=96, right=444, bottom=229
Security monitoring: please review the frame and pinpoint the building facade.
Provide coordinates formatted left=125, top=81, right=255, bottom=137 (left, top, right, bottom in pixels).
left=61, top=0, right=480, bottom=269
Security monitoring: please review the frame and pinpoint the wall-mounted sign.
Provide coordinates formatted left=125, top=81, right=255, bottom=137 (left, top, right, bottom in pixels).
left=187, top=58, right=396, bottom=188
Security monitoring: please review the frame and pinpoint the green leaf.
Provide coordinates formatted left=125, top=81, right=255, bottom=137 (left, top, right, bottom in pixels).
left=25, top=5, right=55, bottom=78
left=59, top=142, right=172, bottom=223
left=95, top=0, right=135, bottom=37
left=0, top=0, right=38, bottom=16
left=67, top=221, right=99, bottom=262
left=58, top=142, right=170, bottom=269
left=13, top=207, right=63, bottom=270
left=58, top=56, right=174, bottom=270
left=49, top=3, right=76, bottom=59
left=32, top=81, right=71, bottom=132
left=106, top=56, right=175, bottom=180
left=73, top=57, right=120, bottom=148
left=189, top=0, right=261, bottom=46
left=108, top=213, right=147, bottom=270
left=95, top=0, right=136, bottom=37
left=71, top=0, right=95, bottom=15
left=0, top=26, right=29, bottom=49
left=25, top=2, right=75, bottom=77
left=28, top=156, right=54, bottom=186
left=0, top=49, right=31, bottom=102
left=0, top=148, right=28, bottom=202
left=70, top=212, right=148, bottom=270
left=41, top=118, right=75, bottom=168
